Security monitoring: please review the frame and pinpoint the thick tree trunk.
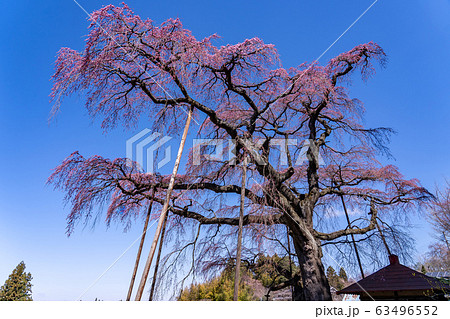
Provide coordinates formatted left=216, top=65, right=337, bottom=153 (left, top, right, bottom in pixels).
left=289, top=222, right=332, bottom=301
left=292, top=283, right=305, bottom=301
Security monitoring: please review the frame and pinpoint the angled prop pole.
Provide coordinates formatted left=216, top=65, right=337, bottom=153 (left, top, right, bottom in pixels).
left=149, top=212, right=169, bottom=301
left=370, top=200, right=392, bottom=256
left=339, top=191, right=365, bottom=279
left=126, top=187, right=155, bottom=300
left=233, top=156, right=247, bottom=301
left=375, top=221, right=392, bottom=256
left=135, top=105, right=194, bottom=301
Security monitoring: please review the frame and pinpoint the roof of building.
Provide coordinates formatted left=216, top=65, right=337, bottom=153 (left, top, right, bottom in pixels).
left=337, top=255, right=450, bottom=295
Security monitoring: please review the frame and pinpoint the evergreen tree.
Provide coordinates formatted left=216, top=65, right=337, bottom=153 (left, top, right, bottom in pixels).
left=0, top=261, right=33, bottom=301
left=338, top=267, right=348, bottom=282
left=421, top=265, right=427, bottom=274
left=326, top=266, right=350, bottom=290
left=326, top=266, right=343, bottom=290
left=252, top=254, right=300, bottom=288
left=326, top=266, right=337, bottom=285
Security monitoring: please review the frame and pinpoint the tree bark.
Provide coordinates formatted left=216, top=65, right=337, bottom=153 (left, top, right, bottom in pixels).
left=287, top=215, right=332, bottom=301
left=293, top=237, right=331, bottom=300
left=286, top=225, right=294, bottom=301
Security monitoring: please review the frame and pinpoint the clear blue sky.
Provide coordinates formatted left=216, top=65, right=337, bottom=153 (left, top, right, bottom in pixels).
left=0, top=0, right=449, bottom=300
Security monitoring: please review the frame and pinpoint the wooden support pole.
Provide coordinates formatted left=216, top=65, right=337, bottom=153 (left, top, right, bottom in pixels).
left=233, top=156, right=247, bottom=301
left=368, top=201, right=393, bottom=260
left=148, top=212, right=169, bottom=301
left=339, top=193, right=365, bottom=279
left=135, top=106, right=194, bottom=301
left=369, top=200, right=392, bottom=257
left=375, top=220, right=392, bottom=256
left=126, top=187, right=155, bottom=301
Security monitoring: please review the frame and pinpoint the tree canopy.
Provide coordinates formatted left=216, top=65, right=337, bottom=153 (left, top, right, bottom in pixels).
left=326, top=266, right=348, bottom=290
left=0, top=261, right=33, bottom=301
left=48, top=4, right=431, bottom=300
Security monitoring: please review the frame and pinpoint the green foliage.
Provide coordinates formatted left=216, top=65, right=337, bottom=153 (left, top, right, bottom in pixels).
left=0, top=261, right=33, bottom=301
left=326, top=266, right=348, bottom=290
left=179, top=267, right=254, bottom=301
left=421, top=265, right=427, bottom=274
left=251, top=254, right=300, bottom=288
left=326, top=266, right=338, bottom=288
left=179, top=254, right=302, bottom=300
left=338, top=267, right=348, bottom=282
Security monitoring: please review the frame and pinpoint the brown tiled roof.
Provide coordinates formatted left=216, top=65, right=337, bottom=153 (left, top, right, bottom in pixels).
left=337, top=255, right=450, bottom=295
